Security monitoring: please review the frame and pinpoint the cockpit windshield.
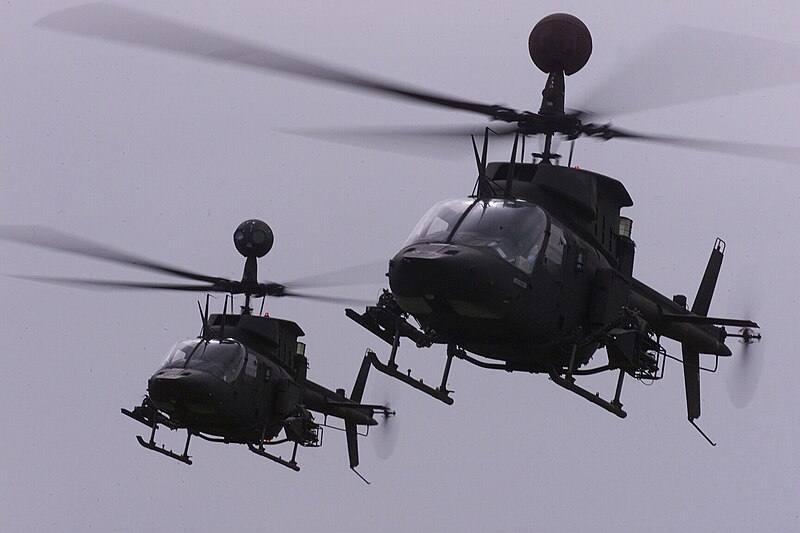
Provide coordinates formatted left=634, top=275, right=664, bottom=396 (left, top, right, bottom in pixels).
left=160, top=338, right=247, bottom=383
left=404, top=198, right=548, bottom=274
left=451, top=199, right=547, bottom=273
left=403, top=198, right=473, bottom=247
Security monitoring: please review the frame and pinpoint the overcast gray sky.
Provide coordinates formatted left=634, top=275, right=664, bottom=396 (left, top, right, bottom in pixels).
left=2, top=1, right=799, bottom=531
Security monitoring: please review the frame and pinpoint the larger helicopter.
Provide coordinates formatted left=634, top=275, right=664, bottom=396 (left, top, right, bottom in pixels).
left=0, top=220, right=393, bottom=480
left=36, top=7, right=788, bottom=441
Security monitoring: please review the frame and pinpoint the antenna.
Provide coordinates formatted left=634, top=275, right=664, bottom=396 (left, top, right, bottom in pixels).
left=197, top=293, right=211, bottom=339
left=197, top=300, right=205, bottom=337
left=568, top=140, right=575, bottom=167
left=505, top=133, right=520, bottom=199
left=471, top=127, right=492, bottom=197
left=471, top=134, right=481, bottom=196
left=220, top=294, right=229, bottom=339
left=481, top=127, right=489, bottom=176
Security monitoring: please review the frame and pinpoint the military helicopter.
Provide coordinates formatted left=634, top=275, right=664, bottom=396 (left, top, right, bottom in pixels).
left=0, top=220, right=393, bottom=480
left=36, top=6, right=790, bottom=442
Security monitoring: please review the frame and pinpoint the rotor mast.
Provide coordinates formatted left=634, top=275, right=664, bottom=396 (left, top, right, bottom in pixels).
left=233, top=219, right=274, bottom=315
left=528, top=13, right=592, bottom=164
left=536, top=70, right=564, bottom=164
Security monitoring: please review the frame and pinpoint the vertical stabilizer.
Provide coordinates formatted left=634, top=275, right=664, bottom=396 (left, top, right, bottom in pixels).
left=346, top=353, right=373, bottom=482
left=682, top=239, right=724, bottom=445
left=350, top=353, right=371, bottom=403
left=691, top=239, right=725, bottom=317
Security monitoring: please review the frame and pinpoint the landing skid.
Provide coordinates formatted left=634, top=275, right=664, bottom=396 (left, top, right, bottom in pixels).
left=247, top=442, right=300, bottom=472
left=365, top=348, right=454, bottom=405
left=136, top=434, right=192, bottom=465
left=122, top=404, right=193, bottom=465
left=547, top=367, right=627, bottom=419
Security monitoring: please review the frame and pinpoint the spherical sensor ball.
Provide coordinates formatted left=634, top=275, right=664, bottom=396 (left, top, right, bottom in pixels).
left=234, top=219, right=274, bottom=258
left=529, top=13, right=592, bottom=76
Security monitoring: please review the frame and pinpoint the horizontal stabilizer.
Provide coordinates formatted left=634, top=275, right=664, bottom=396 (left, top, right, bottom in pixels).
left=661, top=313, right=758, bottom=328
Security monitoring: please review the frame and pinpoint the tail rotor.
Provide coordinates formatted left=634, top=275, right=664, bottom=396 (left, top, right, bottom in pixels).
left=724, top=267, right=766, bottom=408
left=372, top=393, right=399, bottom=460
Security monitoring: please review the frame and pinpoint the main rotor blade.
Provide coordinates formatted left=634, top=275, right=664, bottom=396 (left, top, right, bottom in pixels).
left=279, top=260, right=388, bottom=289
left=577, top=25, right=800, bottom=118
left=281, top=124, right=518, bottom=159
left=0, top=225, right=229, bottom=285
left=595, top=126, right=800, bottom=165
left=10, top=275, right=218, bottom=292
left=280, top=290, right=375, bottom=306
left=10, top=275, right=373, bottom=305
left=37, top=3, right=514, bottom=120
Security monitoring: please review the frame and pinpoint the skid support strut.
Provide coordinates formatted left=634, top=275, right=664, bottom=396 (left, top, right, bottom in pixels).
left=247, top=441, right=301, bottom=471
left=364, top=325, right=455, bottom=405
left=548, top=351, right=628, bottom=419
left=122, top=402, right=193, bottom=464
left=247, top=425, right=301, bottom=471
left=135, top=415, right=193, bottom=465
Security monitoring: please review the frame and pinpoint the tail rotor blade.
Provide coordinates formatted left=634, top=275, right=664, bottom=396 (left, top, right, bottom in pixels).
left=372, top=393, right=399, bottom=460
left=727, top=335, right=766, bottom=408
left=724, top=266, right=766, bottom=407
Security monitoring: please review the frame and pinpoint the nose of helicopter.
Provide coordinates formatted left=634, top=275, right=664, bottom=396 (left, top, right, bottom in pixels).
left=148, top=368, right=230, bottom=415
left=388, top=243, right=512, bottom=319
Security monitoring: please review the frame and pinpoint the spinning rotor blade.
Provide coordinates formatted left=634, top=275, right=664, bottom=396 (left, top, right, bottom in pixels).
left=586, top=126, right=800, bottom=165
left=292, top=120, right=800, bottom=164
left=577, top=25, right=800, bottom=118
left=40, top=4, right=800, bottom=164
left=724, top=267, right=766, bottom=408
left=10, top=275, right=374, bottom=306
left=371, top=394, right=399, bottom=460
left=0, top=225, right=378, bottom=305
left=10, top=275, right=217, bottom=292
left=727, top=334, right=766, bottom=409
left=281, top=124, right=518, bottom=159
left=280, top=260, right=388, bottom=289
left=279, top=291, right=375, bottom=307
left=0, top=225, right=229, bottom=285
left=37, top=3, right=515, bottom=120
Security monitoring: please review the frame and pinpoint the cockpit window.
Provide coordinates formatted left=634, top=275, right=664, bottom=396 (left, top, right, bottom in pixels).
left=160, top=338, right=247, bottom=383
left=450, top=199, right=547, bottom=274
left=404, top=197, right=548, bottom=275
left=403, top=198, right=474, bottom=247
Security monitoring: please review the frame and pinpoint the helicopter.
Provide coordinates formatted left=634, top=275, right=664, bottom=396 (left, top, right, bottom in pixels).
left=34, top=6, right=790, bottom=442
left=0, top=220, right=393, bottom=481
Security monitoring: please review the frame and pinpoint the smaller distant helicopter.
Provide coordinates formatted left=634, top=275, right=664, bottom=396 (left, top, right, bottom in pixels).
left=0, top=220, right=393, bottom=481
